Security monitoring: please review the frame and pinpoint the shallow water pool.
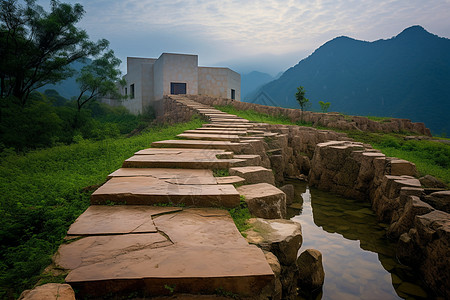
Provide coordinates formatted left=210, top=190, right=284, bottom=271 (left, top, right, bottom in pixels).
left=287, top=180, right=430, bottom=300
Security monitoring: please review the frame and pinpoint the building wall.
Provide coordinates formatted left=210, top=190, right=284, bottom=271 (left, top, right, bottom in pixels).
left=227, top=69, right=241, bottom=101
left=198, top=67, right=241, bottom=100
left=121, top=57, right=157, bottom=114
left=159, top=53, right=198, bottom=96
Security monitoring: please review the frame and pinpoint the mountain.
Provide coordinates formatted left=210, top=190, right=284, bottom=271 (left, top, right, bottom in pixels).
left=38, top=59, right=90, bottom=99
left=249, top=26, right=450, bottom=135
left=241, top=71, right=275, bottom=100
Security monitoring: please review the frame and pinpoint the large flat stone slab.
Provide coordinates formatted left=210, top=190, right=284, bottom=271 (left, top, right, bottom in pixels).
left=123, top=154, right=244, bottom=169
left=184, top=129, right=248, bottom=135
left=108, top=168, right=217, bottom=184
left=151, top=139, right=246, bottom=153
left=177, top=133, right=241, bottom=142
left=230, top=166, right=276, bottom=185
left=67, top=205, right=182, bottom=235
left=237, top=183, right=287, bottom=219
left=216, top=176, right=246, bottom=185
left=91, top=177, right=240, bottom=208
left=55, top=208, right=274, bottom=297
left=203, top=123, right=254, bottom=128
left=210, top=118, right=250, bottom=123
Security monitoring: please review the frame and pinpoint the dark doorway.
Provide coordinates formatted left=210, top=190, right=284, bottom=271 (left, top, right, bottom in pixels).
left=231, top=89, right=236, bottom=100
left=170, top=82, right=187, bottom=95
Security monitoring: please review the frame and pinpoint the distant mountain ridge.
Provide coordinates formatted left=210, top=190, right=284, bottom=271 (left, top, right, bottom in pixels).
left=248, top=26, right=450, bottom=135
left=241, top=71, right=275, bottom=100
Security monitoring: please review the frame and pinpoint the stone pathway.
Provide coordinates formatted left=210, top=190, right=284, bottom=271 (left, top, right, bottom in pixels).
left=53, top=96, right=292, bottom=298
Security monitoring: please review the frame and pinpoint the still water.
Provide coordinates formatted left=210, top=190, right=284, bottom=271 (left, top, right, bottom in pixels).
left=287, top=180, right=430, bottom=300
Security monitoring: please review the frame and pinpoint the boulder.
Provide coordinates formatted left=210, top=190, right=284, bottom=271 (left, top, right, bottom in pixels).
left=237, top=183, right=287, bottom=219
left=19, top=283, right=76, bottom=300
left=280, top=184, right=295, bottom=205
left=387, top=196, right=434, bottom=238
left=244, top=218, right=302, bottom=265
left=297, top=249, right=325, bottom=292
left=423, top=191, right=450, bottom=213
left=388, top=159, right=418, bottom=177
left=260, top=252, right=282, bottom=300
left=229, top=166, right=275, bottom=185
left=419, top=175, right=447, bottom=189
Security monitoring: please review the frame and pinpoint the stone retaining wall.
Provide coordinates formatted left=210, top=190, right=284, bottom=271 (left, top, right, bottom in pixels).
left=153, top=96, right=202, bottom=124
left=185, top=95, right=432, bottom=136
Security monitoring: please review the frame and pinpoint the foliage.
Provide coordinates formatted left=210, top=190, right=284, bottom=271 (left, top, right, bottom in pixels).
left=228, top=195, right=252, bottom=235
left=0, top=0, right=107, bottom=106
left=213, top=169, right=230, bottom=177
left=0, top=117, right=204, bottom=298
left=295, top=86, right=310, bottom=122
left=319, top=100, right=331, bottom=113
left=216, top=105, right=293, bottom=125
left=75, top=49, right=125, bottom=111
left=0, top=90, right=145, bottom=152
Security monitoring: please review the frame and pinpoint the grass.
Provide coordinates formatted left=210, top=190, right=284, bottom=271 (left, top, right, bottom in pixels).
left=228, top=195, right=252, bottom=236
left=216, top=105, right=450, bottom=185
left=0, top=117, right=204, bottom=299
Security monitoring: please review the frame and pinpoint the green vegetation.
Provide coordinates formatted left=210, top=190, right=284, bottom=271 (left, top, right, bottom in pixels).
left=213, top=169, right=230, bottom=177
left=229, top=195, right=252, bottom=236
left=319, top=101, right=331, bottom=113
left=216, top=105, right=450, bottom=184
left=366, top=116, right=392, bottom=123
left=216, top=105, right=294, bottom=125
left=295, top=86, right=310, bottom=122
left=346, top=132, right=450, bottom=184
left=0, top=117, right=204, bottom=298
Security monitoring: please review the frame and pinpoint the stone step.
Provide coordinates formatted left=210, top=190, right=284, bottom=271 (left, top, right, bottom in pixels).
left=216, top=176, right=246, bottom=185
left=55, top=208, right=274, bottom=298
left=184, top=129, right=248, bottom=136
left=229, top=166, right=275, bottom=185
left=205, top=114, right=243, bottom=119
left=108, top=168, right=218, bottom=185
left=177, top=133, right=241, bottom=142
left=210, top=118, right=249, bottom=122
left=91, top=176, right=240, bottom=207
left=237, top=183, right=287, bottom=219
left=151, top=140, right=247, bottom=153
left=233, top=154, right=262, bottom=166
left=203, top=123, right=254, bottom=128
left=134, top=148, right=234, bottom=159
left=123, top=154, right=244, bottom=169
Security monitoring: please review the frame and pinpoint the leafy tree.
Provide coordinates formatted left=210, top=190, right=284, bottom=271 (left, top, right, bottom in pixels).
left=0, top=0, right=108, bottom=106
left=319, top=100, right=331, bottom=113
left=295, top=86, right=310, bottom=122
left=75, top=49, right=125, bottom=112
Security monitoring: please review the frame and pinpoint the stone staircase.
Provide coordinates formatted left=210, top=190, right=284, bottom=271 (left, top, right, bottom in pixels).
left=50, top=96, right=295, bottom=299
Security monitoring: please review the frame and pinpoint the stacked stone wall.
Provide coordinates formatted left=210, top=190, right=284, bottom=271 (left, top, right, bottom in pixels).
left=185, top=95, right=431, bottom=136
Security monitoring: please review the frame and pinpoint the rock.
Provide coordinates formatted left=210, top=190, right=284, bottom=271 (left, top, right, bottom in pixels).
left=389, top=159, right=418, bottom=177
left=280, top=184, right=295, bottom=205
left=387, top=196, right=434, bottom=238
left=261, top=252, right=282, bottom=300
left=297, top=249, right=325, bottom=292
left=423, top=191, right=450, bottom=213
left=229, top=166, right=276, bottom=185
left=414, top=210, right=450, bottom=297
left=19, top=283, right=75, bottom=300
left=237, top=183, right=287, bottom=219
left=244, top=218, right=302, bottom=266
left=419, top=175, right=447, bottom=189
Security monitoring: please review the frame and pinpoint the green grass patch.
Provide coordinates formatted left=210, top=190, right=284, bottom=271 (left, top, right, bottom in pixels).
left=228, top=195, right=252, bottom=236
left=346, top=132, right=450, bottom=185
left=0, top=117, right=204, bottom=298
left=366, top=115, right=392, bottom=123
left=216, top=105, right=294, bottom=125
left=213, top=169, right=230, bottom=177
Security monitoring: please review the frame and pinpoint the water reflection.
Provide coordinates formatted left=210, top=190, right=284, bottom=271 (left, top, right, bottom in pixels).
left=288, top=180, right=429, bottom=300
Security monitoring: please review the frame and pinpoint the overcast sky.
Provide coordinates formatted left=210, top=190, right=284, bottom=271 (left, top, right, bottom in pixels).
left=39, top=0, right=450, bottom=76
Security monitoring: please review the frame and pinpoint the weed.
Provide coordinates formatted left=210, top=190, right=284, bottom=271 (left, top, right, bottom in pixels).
left=213, top=169, right=230, bottom=177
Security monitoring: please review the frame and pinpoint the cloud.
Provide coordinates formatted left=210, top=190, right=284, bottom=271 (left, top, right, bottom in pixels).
left=38, top=0, right=450, bottom=74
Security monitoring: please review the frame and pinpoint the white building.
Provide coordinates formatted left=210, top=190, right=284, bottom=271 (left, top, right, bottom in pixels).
left=113, top=53, right=241, bottom=114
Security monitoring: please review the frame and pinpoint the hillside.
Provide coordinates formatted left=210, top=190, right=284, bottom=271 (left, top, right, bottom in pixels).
left=241, top=71, right=275, bottom=100
left=249, top=26, right=450, bottom=135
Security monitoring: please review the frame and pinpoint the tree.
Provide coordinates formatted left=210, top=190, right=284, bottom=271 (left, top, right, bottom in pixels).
left=0, top=0, right=108, bottom=106
left=319, top=101, right=331, bottom=113
left=295, top=86, right=310, bottom=122
left=75, top=49, right=125, bottom=112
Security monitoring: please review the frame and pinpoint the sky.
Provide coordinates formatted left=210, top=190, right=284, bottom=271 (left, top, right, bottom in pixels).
left=38, top=0, right=450, bottom=76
